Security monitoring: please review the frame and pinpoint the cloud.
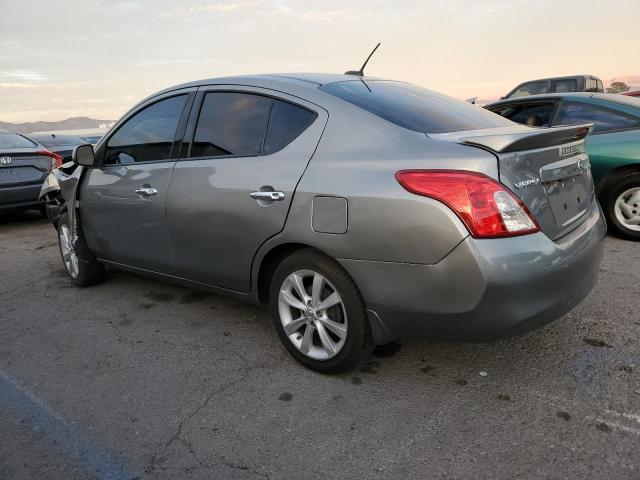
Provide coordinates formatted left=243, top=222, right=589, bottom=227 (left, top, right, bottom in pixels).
left=0, top=71, right=51, bottom=82
left=163, top=0, right=354, bottom=24
left=168, top=1, right=260, bottom=15
left=0, top=83, right=39, bottom=88
left=137, top=57, right=225, bottom=67
left=1, top=0, right=638, bottom=122
left=289, top=9, right=352, bottom=24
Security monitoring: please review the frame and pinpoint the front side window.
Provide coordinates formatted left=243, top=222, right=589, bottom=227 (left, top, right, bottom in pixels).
left=553, top=101, right=640, bottom=133
left=190, top=92, right=317, bottom=158
left=320, top=80, right=512, bottom=134
left=104, top=95, right=187, bottom=165
left=510, top=81, right=548, bottom=98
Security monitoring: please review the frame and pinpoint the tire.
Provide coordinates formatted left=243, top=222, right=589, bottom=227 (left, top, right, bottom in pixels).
left=57, top=211, right=106, bottom=286
left=602, top=173, right=640, bottom=241
left=269, top=249, right=373, bottom=373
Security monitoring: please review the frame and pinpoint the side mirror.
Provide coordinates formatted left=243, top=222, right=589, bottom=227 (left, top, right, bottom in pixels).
left=73, top=144, right=96, bottom=167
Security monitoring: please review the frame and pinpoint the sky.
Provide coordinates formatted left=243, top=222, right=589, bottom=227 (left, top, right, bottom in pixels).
left=1, top=0, right=639, bottom=122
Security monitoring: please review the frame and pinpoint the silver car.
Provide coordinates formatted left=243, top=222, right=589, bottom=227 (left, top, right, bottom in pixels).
left=42, top=74, right=606, bottom=372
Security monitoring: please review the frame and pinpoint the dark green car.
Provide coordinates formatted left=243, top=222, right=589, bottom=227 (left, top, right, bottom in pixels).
left=486, top=93, right=640, bottom=240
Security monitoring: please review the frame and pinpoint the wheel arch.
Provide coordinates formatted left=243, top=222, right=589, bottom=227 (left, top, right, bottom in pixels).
left=253, top=241, right=395, bottom=345
left=255, top=242, right=325, bottom=304
left=596, top=163, right=640, bottom=199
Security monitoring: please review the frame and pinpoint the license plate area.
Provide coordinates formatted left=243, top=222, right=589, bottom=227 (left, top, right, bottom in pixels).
left=0, top=166, right=43, bottom=184
left=543, top=164, right=592, bottom=227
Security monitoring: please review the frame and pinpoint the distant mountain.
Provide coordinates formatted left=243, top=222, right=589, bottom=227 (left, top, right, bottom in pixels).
left=0, top=117, right=115, bottom=135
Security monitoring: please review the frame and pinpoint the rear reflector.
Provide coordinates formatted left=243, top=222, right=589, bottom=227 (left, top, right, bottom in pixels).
left=395, top=170, right=539, bottom=238
left=37, top=150, right=63, bottom=169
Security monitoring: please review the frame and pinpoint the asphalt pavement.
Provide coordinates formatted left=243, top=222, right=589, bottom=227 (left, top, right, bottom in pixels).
left=1, top=211, right=639, bottom=480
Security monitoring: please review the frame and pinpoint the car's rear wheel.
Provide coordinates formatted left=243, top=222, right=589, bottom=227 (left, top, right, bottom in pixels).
left=269, top=249, right=373, bottom=373
left=57, top=211, right=105, bottom=286
left=603, top=174, right=640, bottom=241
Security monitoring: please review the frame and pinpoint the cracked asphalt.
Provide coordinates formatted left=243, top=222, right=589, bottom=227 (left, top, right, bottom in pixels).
left=1, top=211, right=639, bottom=480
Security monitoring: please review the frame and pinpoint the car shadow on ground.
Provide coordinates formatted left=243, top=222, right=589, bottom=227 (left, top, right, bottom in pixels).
left=7, top=210, right=632, bottom=403
left=0, top=209, right=48, bottom=226
left=99, top=265, right=612, bottom=393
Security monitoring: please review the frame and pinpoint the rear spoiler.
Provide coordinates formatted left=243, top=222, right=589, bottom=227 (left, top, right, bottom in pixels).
left=429, top=124, right=594, bottom=153
left=458, top=124, right=594, bottom=153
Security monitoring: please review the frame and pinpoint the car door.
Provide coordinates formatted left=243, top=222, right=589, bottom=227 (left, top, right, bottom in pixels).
left=166, top=86, right=327, bottom=292
left=80, top=91, right=194, bottom=273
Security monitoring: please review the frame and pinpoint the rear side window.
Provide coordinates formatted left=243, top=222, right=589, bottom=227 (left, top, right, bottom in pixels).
left=190, top=92, right=316, bottom=158
left=0, top=132, right=36, bottom=149
left=551, top=79, right=577, bottom=93
left=585, top=78, right=599, bottom=92
left=320, top=80, right=512, bottom=134
left=191, top=92, right=271, bottom=157
left=553, top=101, right=640, bottom=133
left=263, top=100, right=316, bottom=154
left=492, top=103, right=556, bottom=127
left=509, top=81, right=548, bottom=98
left=105, top=95, right=187, bottom=164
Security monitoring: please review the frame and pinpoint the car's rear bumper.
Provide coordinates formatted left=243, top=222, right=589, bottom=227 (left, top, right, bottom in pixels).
left=339, top=199, right=606, bottom=344
left=0, top=183, right=45, bottom=211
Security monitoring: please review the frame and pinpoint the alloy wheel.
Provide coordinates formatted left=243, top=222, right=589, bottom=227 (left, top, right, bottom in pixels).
left=59, top=223, right=79, bottom=278
left=614, top=186, right=640, bottom=233
left=278, top=269, right=348, bottom=360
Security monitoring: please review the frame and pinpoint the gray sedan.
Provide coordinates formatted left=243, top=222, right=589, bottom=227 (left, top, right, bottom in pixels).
left=42, top=74, right=606, bottom=372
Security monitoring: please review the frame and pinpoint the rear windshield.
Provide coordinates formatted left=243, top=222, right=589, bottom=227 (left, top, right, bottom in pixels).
left=593, top=93, right=640, bottom=110
left=32, top=135, right=85, bottom=148
left=0, top=132, right=36, bottom=149
left=320, top=80, right=513, bottom=134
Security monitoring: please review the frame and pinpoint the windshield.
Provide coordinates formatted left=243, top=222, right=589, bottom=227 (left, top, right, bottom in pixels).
left=320, top=80, right=513, bottom=134
left=0, top=131, right=36, bottom=149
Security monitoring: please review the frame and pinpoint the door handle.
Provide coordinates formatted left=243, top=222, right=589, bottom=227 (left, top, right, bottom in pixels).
left=135, top=187, right=158, bottom=196
left=250, top=191, right=285, bottom=201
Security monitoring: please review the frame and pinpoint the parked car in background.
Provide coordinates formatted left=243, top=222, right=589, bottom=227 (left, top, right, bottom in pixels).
left=622, top=90, right=640, bottom=98
left=41, top=74, right=605, bottom=372
left=0, top=129, right=62, bottom=214
left=486, top=92, right=640, bottom=240
left=29, top=127, right=106, bottom=146
left=502, top=75, right=603, bottom=100
left=30, top=134, right=86, bottom=163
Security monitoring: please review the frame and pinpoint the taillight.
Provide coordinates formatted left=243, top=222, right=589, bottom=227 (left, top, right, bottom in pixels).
left=395, top=170, right=540, bottom=238
left=37, top=150, right=63, bottom=169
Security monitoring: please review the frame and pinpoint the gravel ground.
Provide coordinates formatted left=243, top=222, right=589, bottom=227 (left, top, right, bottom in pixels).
left=1, top=211, right=639, bottom=480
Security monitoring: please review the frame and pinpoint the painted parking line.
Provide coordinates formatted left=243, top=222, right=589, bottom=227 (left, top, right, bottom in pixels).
left=0, top=370, right=135, bottom=480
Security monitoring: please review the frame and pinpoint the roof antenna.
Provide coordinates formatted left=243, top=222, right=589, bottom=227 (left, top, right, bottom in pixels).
left=345, top=42, right=381, bottom=76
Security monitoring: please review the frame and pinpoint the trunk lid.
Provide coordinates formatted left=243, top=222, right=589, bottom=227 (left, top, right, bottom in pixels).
left=0, top=150, right=52, bottom=187
left=430, top=124, right=595, bottom=240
